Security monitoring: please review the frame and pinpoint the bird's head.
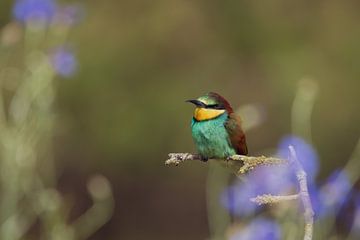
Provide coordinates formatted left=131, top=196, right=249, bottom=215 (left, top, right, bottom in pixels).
left=186, top=92, right=233, bottom=121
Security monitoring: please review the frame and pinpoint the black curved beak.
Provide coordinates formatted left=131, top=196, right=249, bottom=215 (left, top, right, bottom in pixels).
left=186, top=99, right=206, bottom=107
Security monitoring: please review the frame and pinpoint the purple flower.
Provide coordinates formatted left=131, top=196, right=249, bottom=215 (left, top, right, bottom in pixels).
left=222, top=135, right=318, bottom=218
left=251, top=165, right=295, bottom=195
left=277, top=135, right=319, bottom=183
left=318, top=170, right=351, bottom=217
left=50, top=47, right=77, bottom=77
left=221, top=179, right=259, bottom=216
left=229, top=218, right=281, bottom=240
left=222, top=164, right=295, bottom=217
left=13, top=0, right=57, bottom=24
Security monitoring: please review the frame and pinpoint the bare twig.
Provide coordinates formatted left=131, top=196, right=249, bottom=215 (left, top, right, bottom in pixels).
left=250, top=194, right=299, bottom=205
left=289, top=146, right=314, bottom=240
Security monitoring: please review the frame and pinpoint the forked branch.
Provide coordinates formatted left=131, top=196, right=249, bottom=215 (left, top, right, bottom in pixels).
left=165, top=145, right=314, bottom=240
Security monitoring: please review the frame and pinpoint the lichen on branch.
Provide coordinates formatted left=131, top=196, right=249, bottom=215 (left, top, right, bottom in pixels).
left=165, top=153, right=288, bottom=174
left=165, top=146, right=314, bottom=240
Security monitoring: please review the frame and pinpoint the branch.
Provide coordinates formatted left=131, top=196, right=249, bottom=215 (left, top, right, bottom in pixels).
left=165, top=146, right=314, bottom=240
left=250, top=147, right=314, bottom=240
left=165, top=153, right=288, bottom=174
left=289, top=146, right=314, bottom=240
left=250, top=194, right=299, bottom=205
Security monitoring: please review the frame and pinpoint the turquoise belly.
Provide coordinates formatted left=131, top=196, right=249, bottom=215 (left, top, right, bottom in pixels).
left=191, top=113, right=236, bottom=158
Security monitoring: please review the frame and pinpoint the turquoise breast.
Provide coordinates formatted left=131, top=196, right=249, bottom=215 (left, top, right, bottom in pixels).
left=191, top=113, right=236, bottom=158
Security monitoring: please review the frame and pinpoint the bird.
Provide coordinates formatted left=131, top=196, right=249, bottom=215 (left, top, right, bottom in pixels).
left=186, top=92, right=248, bottom=160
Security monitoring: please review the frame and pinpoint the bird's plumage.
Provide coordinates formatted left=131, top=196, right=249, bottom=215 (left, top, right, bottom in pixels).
left=187, top=92, right=248, bottom=159
left=224, top=113, right=248, bottom=155
left=191, top=113, right=237, bottom=158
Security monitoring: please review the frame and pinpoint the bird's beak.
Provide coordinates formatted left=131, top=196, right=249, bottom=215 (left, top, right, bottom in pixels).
left=186, top=99, right=206, bottom=107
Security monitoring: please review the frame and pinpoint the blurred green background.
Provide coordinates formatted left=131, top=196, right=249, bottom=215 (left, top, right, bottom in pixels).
left=1, top=0, right=360, bottom=239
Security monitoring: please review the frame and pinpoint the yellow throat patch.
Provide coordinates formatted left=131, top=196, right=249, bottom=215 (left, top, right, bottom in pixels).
left=194, top=107, right=225, bottom=121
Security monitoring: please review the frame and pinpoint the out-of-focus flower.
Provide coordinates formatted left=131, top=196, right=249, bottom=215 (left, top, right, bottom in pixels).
left=52, top=4, right=85, bottom=26
left=13, top=0, right=57, bottom=25
left=229, top=218, right=281, bottom=240
left=222, top=135, right=318, bottom=218
left=221, top=178, right=259, bottom=217
left=222, top=164, right=294, bottom=217
left=317, top=170, right=351, bottom=217
left=50, top=47, right=77, bottom=77
left=251, top=165, right=294, bottom=195
left=277, top=135, right=319, bottom=183
left=277, top=136, right=325, bottom=219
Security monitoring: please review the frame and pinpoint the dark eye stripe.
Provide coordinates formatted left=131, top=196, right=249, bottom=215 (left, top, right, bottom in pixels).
left=206, top=104, right=224, bottom=109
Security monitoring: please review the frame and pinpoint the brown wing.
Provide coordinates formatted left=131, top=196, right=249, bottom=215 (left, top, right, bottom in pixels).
left=224, top=113, right=248, bottom=155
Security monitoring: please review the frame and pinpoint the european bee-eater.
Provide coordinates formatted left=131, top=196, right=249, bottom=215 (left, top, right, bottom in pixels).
left=187, top=92, right=248, bottom=160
